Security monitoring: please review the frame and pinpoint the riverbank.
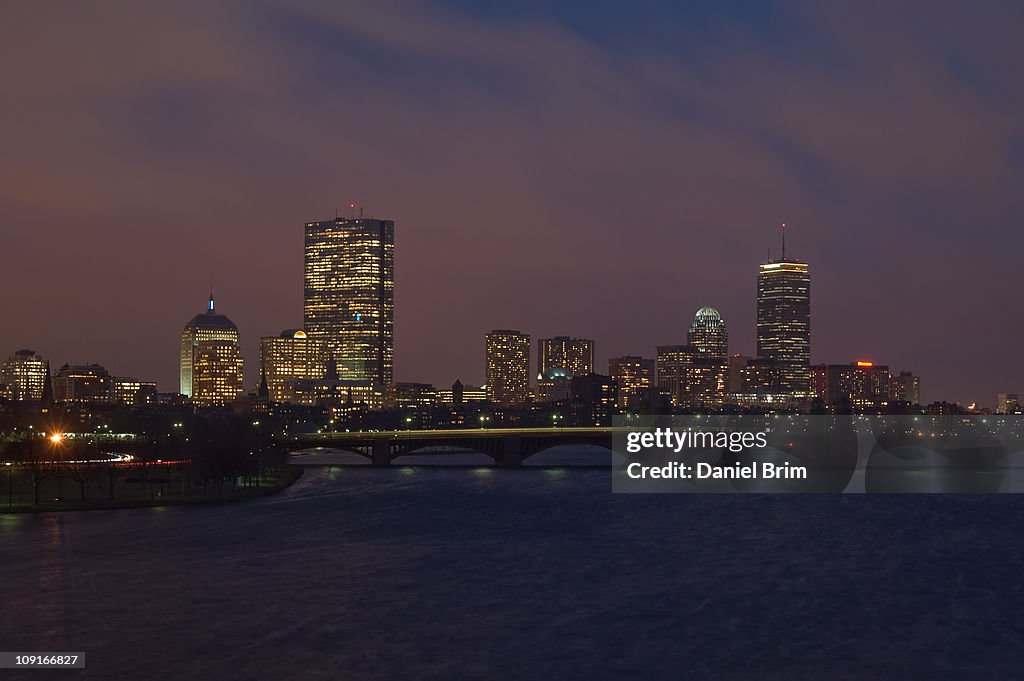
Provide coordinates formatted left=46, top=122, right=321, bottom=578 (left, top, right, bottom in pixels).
left=0, top=465, right=304, bottom=513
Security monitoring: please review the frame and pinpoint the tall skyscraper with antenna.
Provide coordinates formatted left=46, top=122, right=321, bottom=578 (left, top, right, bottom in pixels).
left=303, top=216, right=395, bottom=386
left=180, top=293, right=244, bottom=405
left=756, top=224, right=811, bottom=396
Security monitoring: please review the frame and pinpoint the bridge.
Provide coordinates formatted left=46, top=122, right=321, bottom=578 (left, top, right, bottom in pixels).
left=288, top=427, right=614, bottom=467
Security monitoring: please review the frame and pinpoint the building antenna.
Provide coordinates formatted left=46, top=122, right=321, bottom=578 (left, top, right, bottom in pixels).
left=349, top=202, right=356, bottom=219
left=780, top=222, right=787, bottom=261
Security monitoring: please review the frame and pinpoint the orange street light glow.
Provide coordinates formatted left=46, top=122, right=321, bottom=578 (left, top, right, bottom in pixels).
left=49, top=433, right=63, bottom=444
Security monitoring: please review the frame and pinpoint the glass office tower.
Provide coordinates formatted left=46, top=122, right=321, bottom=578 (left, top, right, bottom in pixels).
left=304, top=217, right=395, bottom=385
left=180, top=294, right=244, bottom=405
left=485, top=330, right=531, bottom=406
left=756, top=259, right=810, bottom=395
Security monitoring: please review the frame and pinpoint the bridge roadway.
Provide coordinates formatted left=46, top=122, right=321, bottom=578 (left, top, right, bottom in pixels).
left=289, top=427, right=615, bottom=467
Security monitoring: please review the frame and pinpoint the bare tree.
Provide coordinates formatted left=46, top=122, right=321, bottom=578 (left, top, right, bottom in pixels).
left=101, top=461, right=122, bottom=501
left=9, top=436, right=61, bottom=506
left=64, top=441, right=96, bottom=502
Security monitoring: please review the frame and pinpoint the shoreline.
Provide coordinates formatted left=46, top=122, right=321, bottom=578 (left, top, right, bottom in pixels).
left=0, top=465, right=304, bottom=514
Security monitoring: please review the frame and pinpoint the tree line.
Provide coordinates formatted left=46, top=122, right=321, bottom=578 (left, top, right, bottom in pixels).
left=0, top=413, right=290, bottom=507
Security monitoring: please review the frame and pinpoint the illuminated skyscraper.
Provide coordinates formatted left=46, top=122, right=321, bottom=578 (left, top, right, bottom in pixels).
left=390, top=382, right=437, bottom=410
left=687, top=360, right=727, bottom=408
left=1, top=349, right=49, bottom=401
left=688, top=307, right=728, bottom=359
left=812, top=361, right=890, bottom=408
left=304, top=217, right=395, bottom=385
left=259, top=329, right=327, bottom=404
left=687, top=307, right=728, bottom=407
left=997, top=392, right=1021, bottom=414
left=851, top=362, right=890, bottom=408
left=537, top=336, right=594, bottom=402
left=656, top=345, right=695, bottom=407
left=112, top=377, right=158, bottom=407
left=892, top=372, right=921, bottom=405
left=569, top=374, right=617, bottom=426
left=180, top=294, right=244, bottom=405
left=485, top=330, right=531, bottom=406
left=608, top=356, right=654, bottom=409
left=52, top=364, right=112, bottom=404
left=727, top=354, right=751, bottom=394
left=756, top=238, right=810, bottom=396
left=737, top=358, right=780, bottom=399
left=436, top=381, right=487, bottom=405
left=538, top=337, right=594, bottom=378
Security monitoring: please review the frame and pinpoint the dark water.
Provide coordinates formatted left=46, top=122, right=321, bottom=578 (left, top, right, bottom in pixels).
left=2, top=464, right=1023, bottom=681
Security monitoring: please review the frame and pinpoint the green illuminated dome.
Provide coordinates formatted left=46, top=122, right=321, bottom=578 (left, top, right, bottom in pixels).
left=691, top=306, right=724, bottom=330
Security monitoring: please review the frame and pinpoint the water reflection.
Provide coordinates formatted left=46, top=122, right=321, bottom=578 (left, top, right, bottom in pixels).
left=1, top=466, right=1022, bottom=680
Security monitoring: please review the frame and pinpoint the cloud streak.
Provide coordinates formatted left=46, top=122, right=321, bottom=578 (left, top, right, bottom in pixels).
left=1, top=0, right=1022, bottom=404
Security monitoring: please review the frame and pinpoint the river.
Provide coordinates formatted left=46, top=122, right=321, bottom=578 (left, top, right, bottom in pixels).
left=2, top=454, right=1022, bottom=680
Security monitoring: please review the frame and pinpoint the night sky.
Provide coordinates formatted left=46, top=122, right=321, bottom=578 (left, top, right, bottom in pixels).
left=3, top=1, right=1023, bottom=406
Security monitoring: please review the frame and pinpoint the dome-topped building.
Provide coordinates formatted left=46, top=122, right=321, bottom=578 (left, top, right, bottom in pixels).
left=180, top=293, right=244, bottom=405
left=692, top=306, right=723, bottom=327
left=685, top=306, right=729, bottom=408
left=688, top=306, right=728, bottom=359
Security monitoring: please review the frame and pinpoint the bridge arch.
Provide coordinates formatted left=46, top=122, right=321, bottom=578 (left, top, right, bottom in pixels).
left=391, top=446, right=497, bottom=466
left=289, top=446, right=374, bottom=464
left=289, top=428, right=614, bottom=467
left=521, top=439, right=616, bottom=463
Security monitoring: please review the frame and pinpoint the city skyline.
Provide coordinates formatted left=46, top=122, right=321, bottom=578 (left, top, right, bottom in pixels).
left=0, top=226, right=976, bottom=408
left=4, top=1, right=1024, bottom=404
left=4, top=6, right=1024, bottom=681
